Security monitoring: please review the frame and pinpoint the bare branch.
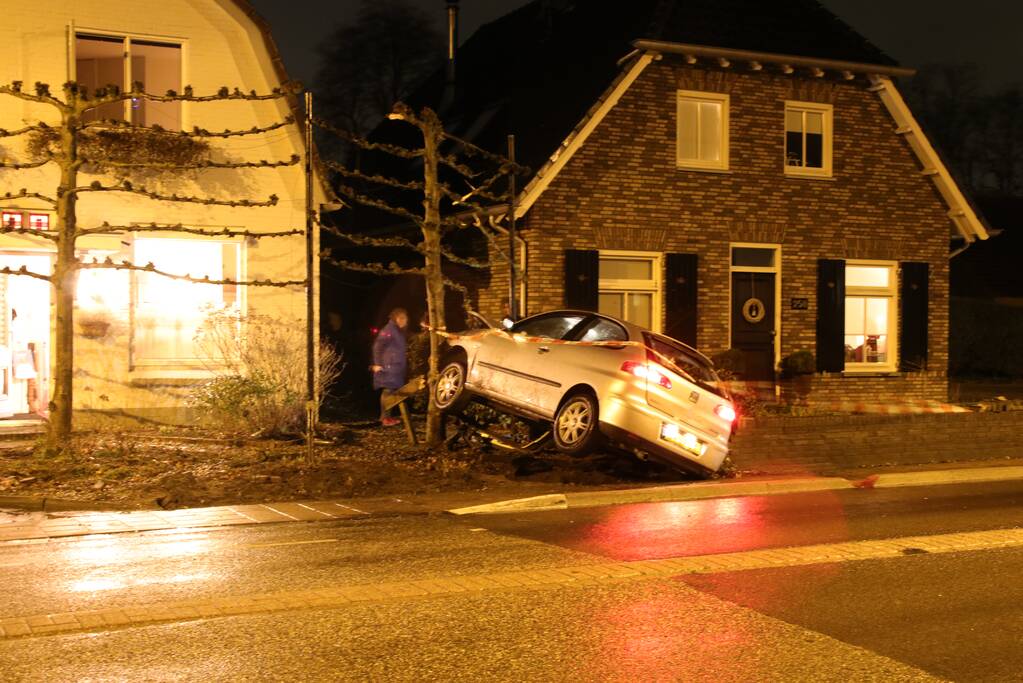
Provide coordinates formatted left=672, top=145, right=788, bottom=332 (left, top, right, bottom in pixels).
left=438, top=153, right=480, bottom=178
left=77, top=259, right=306, bottom=287
left=0, top=265, right=52, bottom=282
left=335, top=182, right=423, bottom=227
left=443, top=131, right=530, bottom=175
left=318, top=221, right=420, bottom=251
left=312, top=116, right=422, bottom=159
left=0, top=123, right=49, bottom=138
left=321, top=251, right=424, bottom=277
left=82, top=117, right=296, bottom=139
left=87, top=154, right=301, bottom=171
left=71, top=181, right=278, bottom=207
left=0, top=157, right=51, bottom=170
left=76, top=222, right=302, bottom=238
left=2, top=189, right=57, bottom=205
left=441, top=249, right=489, bottom=269
left=321, top=159, right=423, bottom=192
left=0, top=226, right=58, bottom=241
left=0, top=82, right=65, bottom=109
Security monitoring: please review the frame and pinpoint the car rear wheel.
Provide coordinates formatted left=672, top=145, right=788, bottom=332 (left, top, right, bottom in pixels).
left=552, top=392, right=600, bottom=456
left=434, top=358, right=470, bottom=413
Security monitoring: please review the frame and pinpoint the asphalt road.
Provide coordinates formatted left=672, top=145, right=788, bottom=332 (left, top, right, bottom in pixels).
left=1, top=480, right=1022, bottom=681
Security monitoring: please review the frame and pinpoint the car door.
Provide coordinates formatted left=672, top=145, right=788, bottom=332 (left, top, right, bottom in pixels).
left=472, top=312, right=586, bottom=412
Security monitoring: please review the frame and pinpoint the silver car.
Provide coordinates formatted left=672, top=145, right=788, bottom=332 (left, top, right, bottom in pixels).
left=433, top=310, right=737, bottom=475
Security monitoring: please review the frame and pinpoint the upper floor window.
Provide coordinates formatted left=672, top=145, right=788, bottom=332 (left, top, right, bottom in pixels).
left=844, top=262, right=897, bottom=371
left=784, top=101, right=832, bottom=177
left=676, top=91, right=729, bottom=171
left=75, top=34, right=182, bottom=129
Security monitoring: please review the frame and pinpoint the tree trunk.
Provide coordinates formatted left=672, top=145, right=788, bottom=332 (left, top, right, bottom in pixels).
left=47, top=110, right=78, bottom=447
left=420, top=109, right=446, bottom=446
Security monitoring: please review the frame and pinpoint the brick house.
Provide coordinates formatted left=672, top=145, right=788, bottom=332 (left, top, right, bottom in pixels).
left=0, top=0, right=319, bottom=422
left=411, top=0, right=988, bottom=403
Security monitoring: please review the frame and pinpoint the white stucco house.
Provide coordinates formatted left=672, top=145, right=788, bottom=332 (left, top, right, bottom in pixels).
left=0, top=0, right=319, bottom=423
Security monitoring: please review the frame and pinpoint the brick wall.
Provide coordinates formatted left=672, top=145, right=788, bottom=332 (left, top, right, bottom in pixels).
left=478, top=58, right=954, bottom=403
left=730, top=411, right=1023, bottom=473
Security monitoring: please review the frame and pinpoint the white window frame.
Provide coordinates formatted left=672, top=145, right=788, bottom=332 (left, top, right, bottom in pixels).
left=783, top=101, right=833, bottom=178
left=728, top=243, right=782, bottom=369
left=676, top=90, right=730, bottom=172
left=844, top=260, right=898, bottom=373
left=598, top=250, right=662, bottom=333
left=71, top=28, right=188, bottom=130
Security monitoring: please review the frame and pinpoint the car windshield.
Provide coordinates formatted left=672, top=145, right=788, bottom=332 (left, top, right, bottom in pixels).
left=512, top=313, right=586, bottom=339
left=644, top=333, right=728, bottom=397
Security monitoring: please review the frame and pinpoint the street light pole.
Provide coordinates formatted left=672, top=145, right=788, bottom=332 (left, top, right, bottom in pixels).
left=507, top=134, right=517, bottom=321
left=304, top=91, right=316, bottom=460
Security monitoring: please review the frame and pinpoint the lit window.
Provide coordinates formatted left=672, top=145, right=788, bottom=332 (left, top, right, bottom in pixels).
left=844, top=262, right=896, bottom=369
left=677, top=91, right=729, bottom=171
left=28, top=214, right=49, bottom=230
left=75, top=34, right=182, bottom=128
left=784, top=102, right=833, bottom=177
left=2, top=211, right=22, bottom=229
left=132, top=238, right=241, bottom=366
left=598, top=252, right=661, bottom=331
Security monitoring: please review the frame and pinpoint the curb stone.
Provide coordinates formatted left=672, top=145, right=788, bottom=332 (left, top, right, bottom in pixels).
left=0, top=495, right=130, bottom=512
left=448, top=465, right=1023, bottom=515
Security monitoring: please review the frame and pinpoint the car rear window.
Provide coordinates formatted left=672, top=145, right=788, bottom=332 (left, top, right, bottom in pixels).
left=577, top=317, right=628, bottom=342
left=644, top=333, right=727, bottom=396
left=513, top=314, right=585, bottom=339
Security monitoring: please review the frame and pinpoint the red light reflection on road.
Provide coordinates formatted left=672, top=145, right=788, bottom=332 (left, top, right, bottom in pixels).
left=581, top=492, right=850, bottom=561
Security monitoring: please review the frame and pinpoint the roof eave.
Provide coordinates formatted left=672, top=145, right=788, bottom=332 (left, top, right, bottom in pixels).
left=633, top=40, right=916, bottom=79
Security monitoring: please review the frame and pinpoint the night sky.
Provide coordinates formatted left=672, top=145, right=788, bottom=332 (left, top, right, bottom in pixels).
left=248, top=0, right=1022, bottom=91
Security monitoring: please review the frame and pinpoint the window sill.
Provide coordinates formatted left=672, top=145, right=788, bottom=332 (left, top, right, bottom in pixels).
left=676, top=165, right=732, bottom=174
left=784, top=171, right=836, bottom=181
left=841, top=369, right=900, bottom=377
left=130, top=366, right=215, bottom=385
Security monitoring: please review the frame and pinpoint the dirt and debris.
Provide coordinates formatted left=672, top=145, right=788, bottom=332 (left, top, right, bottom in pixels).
left=0, top=419, right=694, bottom=510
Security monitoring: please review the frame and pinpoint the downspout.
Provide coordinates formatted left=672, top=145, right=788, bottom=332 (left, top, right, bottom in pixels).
left=488, top=215, right=527, bottom=316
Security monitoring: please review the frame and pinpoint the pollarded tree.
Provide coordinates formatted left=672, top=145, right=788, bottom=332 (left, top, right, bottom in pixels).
left=313, top=102, right=526, bottom=446
left=0, top=80, right=307, bottom=447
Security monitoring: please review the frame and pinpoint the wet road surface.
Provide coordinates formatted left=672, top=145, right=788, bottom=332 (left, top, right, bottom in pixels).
left=1, top=480, right=1021, bottom=681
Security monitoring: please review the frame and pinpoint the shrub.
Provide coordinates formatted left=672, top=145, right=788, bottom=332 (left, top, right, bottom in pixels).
left=779, top=350, right=815, bottom=378
left=188, top=310, right=344, bottom=435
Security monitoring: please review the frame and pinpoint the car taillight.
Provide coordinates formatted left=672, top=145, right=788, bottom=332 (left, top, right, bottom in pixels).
left=715, top=404, right=737, bottom=423
left=621, top=361, right=672, bottom=389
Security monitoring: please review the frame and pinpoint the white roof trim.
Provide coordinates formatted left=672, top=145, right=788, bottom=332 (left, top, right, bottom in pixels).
left=515, top=51, right=656, bottom=219
left=869, top=75, right=988, bottom=242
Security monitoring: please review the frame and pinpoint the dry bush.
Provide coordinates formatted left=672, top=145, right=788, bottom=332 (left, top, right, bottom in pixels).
left=189, top=309, right=344, bottom=435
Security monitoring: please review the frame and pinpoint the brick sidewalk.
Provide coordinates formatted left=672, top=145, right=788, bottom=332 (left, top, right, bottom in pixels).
left=0, top=500, right=371, bottom=542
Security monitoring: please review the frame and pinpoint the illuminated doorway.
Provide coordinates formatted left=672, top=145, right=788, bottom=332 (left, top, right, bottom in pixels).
left=0, top=253, right=52, bottom=418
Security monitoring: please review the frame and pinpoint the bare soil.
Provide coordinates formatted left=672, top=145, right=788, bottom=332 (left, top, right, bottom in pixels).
left=0, top=420, right=692, bottom=510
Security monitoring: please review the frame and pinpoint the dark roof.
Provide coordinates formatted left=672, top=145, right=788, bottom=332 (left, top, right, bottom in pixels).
left=404, top=0, right=899, bottom=177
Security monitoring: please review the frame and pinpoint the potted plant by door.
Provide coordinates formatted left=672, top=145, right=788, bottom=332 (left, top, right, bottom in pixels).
left=779, top=350, right=815, bottom=405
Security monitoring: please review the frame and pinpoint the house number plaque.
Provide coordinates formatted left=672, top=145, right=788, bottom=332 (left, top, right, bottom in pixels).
left=742, top=297, right=766, bottom=323
left=790, top=298, right=809, bottom=310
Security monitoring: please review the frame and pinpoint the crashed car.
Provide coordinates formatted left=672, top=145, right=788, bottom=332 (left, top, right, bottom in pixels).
left=433, top=310, right=736, bottom=476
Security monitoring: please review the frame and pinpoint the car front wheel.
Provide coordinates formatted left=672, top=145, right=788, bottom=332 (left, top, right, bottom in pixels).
left=434, top=358, right=470, bottom=413
left=552, top=392, right=601, bottom=456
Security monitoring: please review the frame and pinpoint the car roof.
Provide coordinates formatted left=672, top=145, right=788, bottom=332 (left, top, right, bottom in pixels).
left=517, top=309, right=712, bottom=363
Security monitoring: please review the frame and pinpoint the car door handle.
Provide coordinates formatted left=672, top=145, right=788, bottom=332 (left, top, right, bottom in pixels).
left=538, top=346, right=550, bottom=354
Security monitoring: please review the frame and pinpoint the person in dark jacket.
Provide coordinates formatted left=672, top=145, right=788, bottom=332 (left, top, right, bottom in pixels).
left=371, top=308, right=408, bottom=426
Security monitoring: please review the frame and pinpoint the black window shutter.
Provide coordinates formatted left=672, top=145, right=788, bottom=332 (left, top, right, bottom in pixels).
left=816, top=259, right=845, bottom=372
left=563, top=249, right=599, bottom=311
left=664, top=253, right=698, bottom=346
left=900, top=262, right=929, bottom=371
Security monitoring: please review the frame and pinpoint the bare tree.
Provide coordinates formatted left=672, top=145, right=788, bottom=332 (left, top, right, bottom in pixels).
left=314, top=0, right=443, bottom=163
left=313, top=104, right=525, bottom=445
left=0, top=80, right=305, bottom=447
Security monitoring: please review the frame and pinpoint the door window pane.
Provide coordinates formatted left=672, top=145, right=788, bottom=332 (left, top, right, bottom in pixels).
left=731, top=247, right=775, bottom=268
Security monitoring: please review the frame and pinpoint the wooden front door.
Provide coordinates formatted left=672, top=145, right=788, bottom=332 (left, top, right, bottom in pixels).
left=731, top=272, right=776, bottom=382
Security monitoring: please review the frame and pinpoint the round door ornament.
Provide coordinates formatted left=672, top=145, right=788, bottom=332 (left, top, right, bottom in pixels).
left=742, top=297, right=766, bottom=324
